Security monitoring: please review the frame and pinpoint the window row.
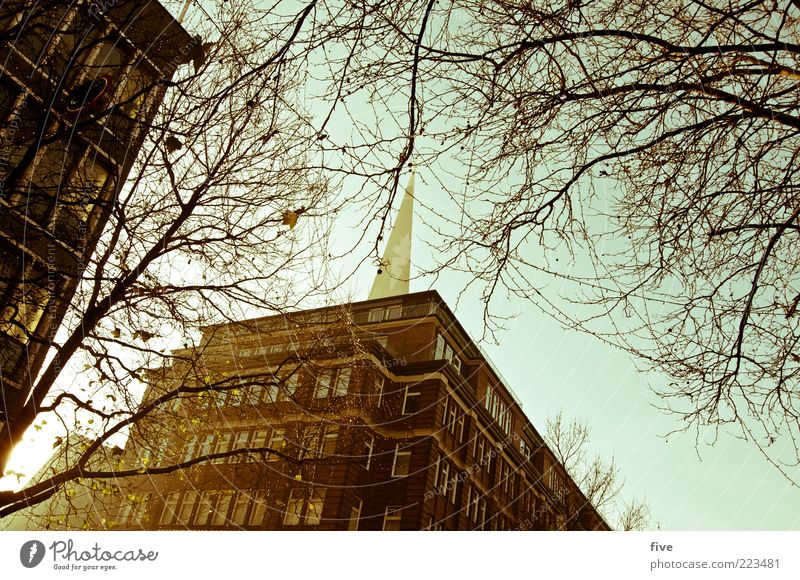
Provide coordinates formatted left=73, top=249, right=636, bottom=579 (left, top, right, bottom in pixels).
left=432, top=456, right=459, bottom=503
left=484, top=385, right=512, bottom=434
left=178, top=427, right=285, bottom=465
left=434, top=333, right=462, bottom=372
left=442, top=395, right=466, bottom=442
left=158, top=489, right=268, bottom=528
left=189, top=366, right=353, bottom=410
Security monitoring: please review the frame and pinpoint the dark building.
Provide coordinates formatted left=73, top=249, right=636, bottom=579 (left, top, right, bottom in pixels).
left=111, top=290, right=609, bottom=531
left=0, top=0, right=192, bottom=458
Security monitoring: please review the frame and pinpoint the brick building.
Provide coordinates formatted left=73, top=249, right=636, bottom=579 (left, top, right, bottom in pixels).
left=0, top=1, right=191, bottom=456
left=112, top=289, right=609, bottom=531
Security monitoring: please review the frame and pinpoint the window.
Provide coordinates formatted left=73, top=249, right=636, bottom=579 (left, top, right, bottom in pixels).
left=267, top=428, right=285, bottom=461
left=520, top=439, right=531, bottom=460
left=230, top=493, right=249, bottom=526
left=194, top=491, right=216, bottom=526
left=468, top=486, right=480, bottom=522
left=473, top=434, right=486, bottom=468
left=313, top=370, right=332, bottom=399
left=385, top=305, right=402, bottom=320
left=402, top=386, right=420, bottom=415
left=434, top=333, right=461, bottom=371
left=446, top=397, right=458, bottom=433
left=283, top=488, right=326, bottom=526
left=448, top=472, right=458, bottom=503
left=333, top=367, right=351, bottom=397
left=501, top=461, right=510, bottom=494
left=314, top=368, right=351, bottom=399
left=177, top=491, right=197, bottom=525
left=438, top=460, right=450, bottom=493
left=281, top=372, right=300, bottom=400
left=248, top=493, right=267, bottom=526
left=199, top=434, right=214, bottom=459
left=306, top=489, right=325, bottom=525
left=383, top=506, right=402, bottom=531
left=159, top=492, right=180, bottom=526
left=211, top=493, right=233, bottom=526
left=391, top=444, right=411, bottom=477
left=211, top=433, right=233, bottom=464
left=182, top=437, right=197, bottom=463
left=376, top=377, right=386, bottom=407
left=363, top=436, right=374, bottom=470
left=0, top=265, right=50, bottom=341
left=321, top=426, right=339, bottom=455
left=118, top=493, right=151, bottom=527
left=348, top=498, right=362, bottom=531
left=484, top=385, right=512, bottom=435
left=283, top=490, right=303, bottom=526
left=367, top=308, right=384, bottom=322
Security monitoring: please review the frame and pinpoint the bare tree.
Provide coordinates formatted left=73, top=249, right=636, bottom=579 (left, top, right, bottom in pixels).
left=271, top=0, right=800, bottom=482
left=0, top=0, right=360, bottom=519
left=546, top=413, right=651, bottom=530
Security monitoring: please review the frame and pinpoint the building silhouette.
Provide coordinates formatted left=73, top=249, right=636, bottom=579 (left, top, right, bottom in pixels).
left=105, top=173, right=609, bottom=531
left=0, top=0, right=192, bottom=464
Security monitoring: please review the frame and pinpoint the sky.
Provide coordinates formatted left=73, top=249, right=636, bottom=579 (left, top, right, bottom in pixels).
left=331, top=167, right=800, bottom=531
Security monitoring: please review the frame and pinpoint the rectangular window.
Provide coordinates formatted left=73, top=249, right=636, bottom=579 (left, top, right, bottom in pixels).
left=248, top=492, right=266, bottom=526
left=283, top=490, right=303, bottom=526
left=520, top=439, right=530, bottom=460
left=267, top=428, right=285, bottom=461
left=232, top=431, right=250, bottom=461
left=333, top=367, right=351, bottom=397
left=402, top=386, right=420, bottom=415
left=211, top=493, right=233, bottom=526
left=194, top=491, right=215, bottom=526
left=212, top=433, right=233, bottom=464
left=383, top=506, right=402, bottom=531
left=364, top=437, right=374, bottom=470
left=435, top=334, right=446, bottom=360
left=448, top=472, right=458, bottom=503
left=447, top=398, right=458, bottom=434
left=282, top=372, right=299, bottom=399
left=306, top=489, right=325, bottom=526
left=182, top=437, right=198, bottom=463
left=348, top=498, right=362, bottom=531
left=367, top=308, right=384, bottom=322
left=385, top=305, right=402, bottom=320
left=159, top=492, right=180, bottom=526
left=313, top=370, right=332, bottom=399
left=231, top=493, right=249, bottom=526
left=199, top=434, right=214, bottom=458
left=178, top=491, right=197, bottom=525
left=376, top=377, right=386, bottom=407
left=283, top=488, right=325, bottom=526
left=391, top=444, right=411, bottom=477
left=439, top=461, right=450, bottom=492
left=474, top=435, right=486, bottom=469
left=321, top=426, right=338, bottom=455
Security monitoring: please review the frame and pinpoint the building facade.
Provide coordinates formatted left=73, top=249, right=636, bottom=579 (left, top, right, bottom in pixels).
left=0, top=1, right=191, bottom=444
left=111, top=290, right=609, bottom=531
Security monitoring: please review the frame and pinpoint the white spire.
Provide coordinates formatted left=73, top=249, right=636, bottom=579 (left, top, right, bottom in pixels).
left=368, top=172, right=415, bottom=300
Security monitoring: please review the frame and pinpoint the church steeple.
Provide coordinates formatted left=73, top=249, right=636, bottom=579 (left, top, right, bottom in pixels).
left=368, top=172, right=415, bottom=300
